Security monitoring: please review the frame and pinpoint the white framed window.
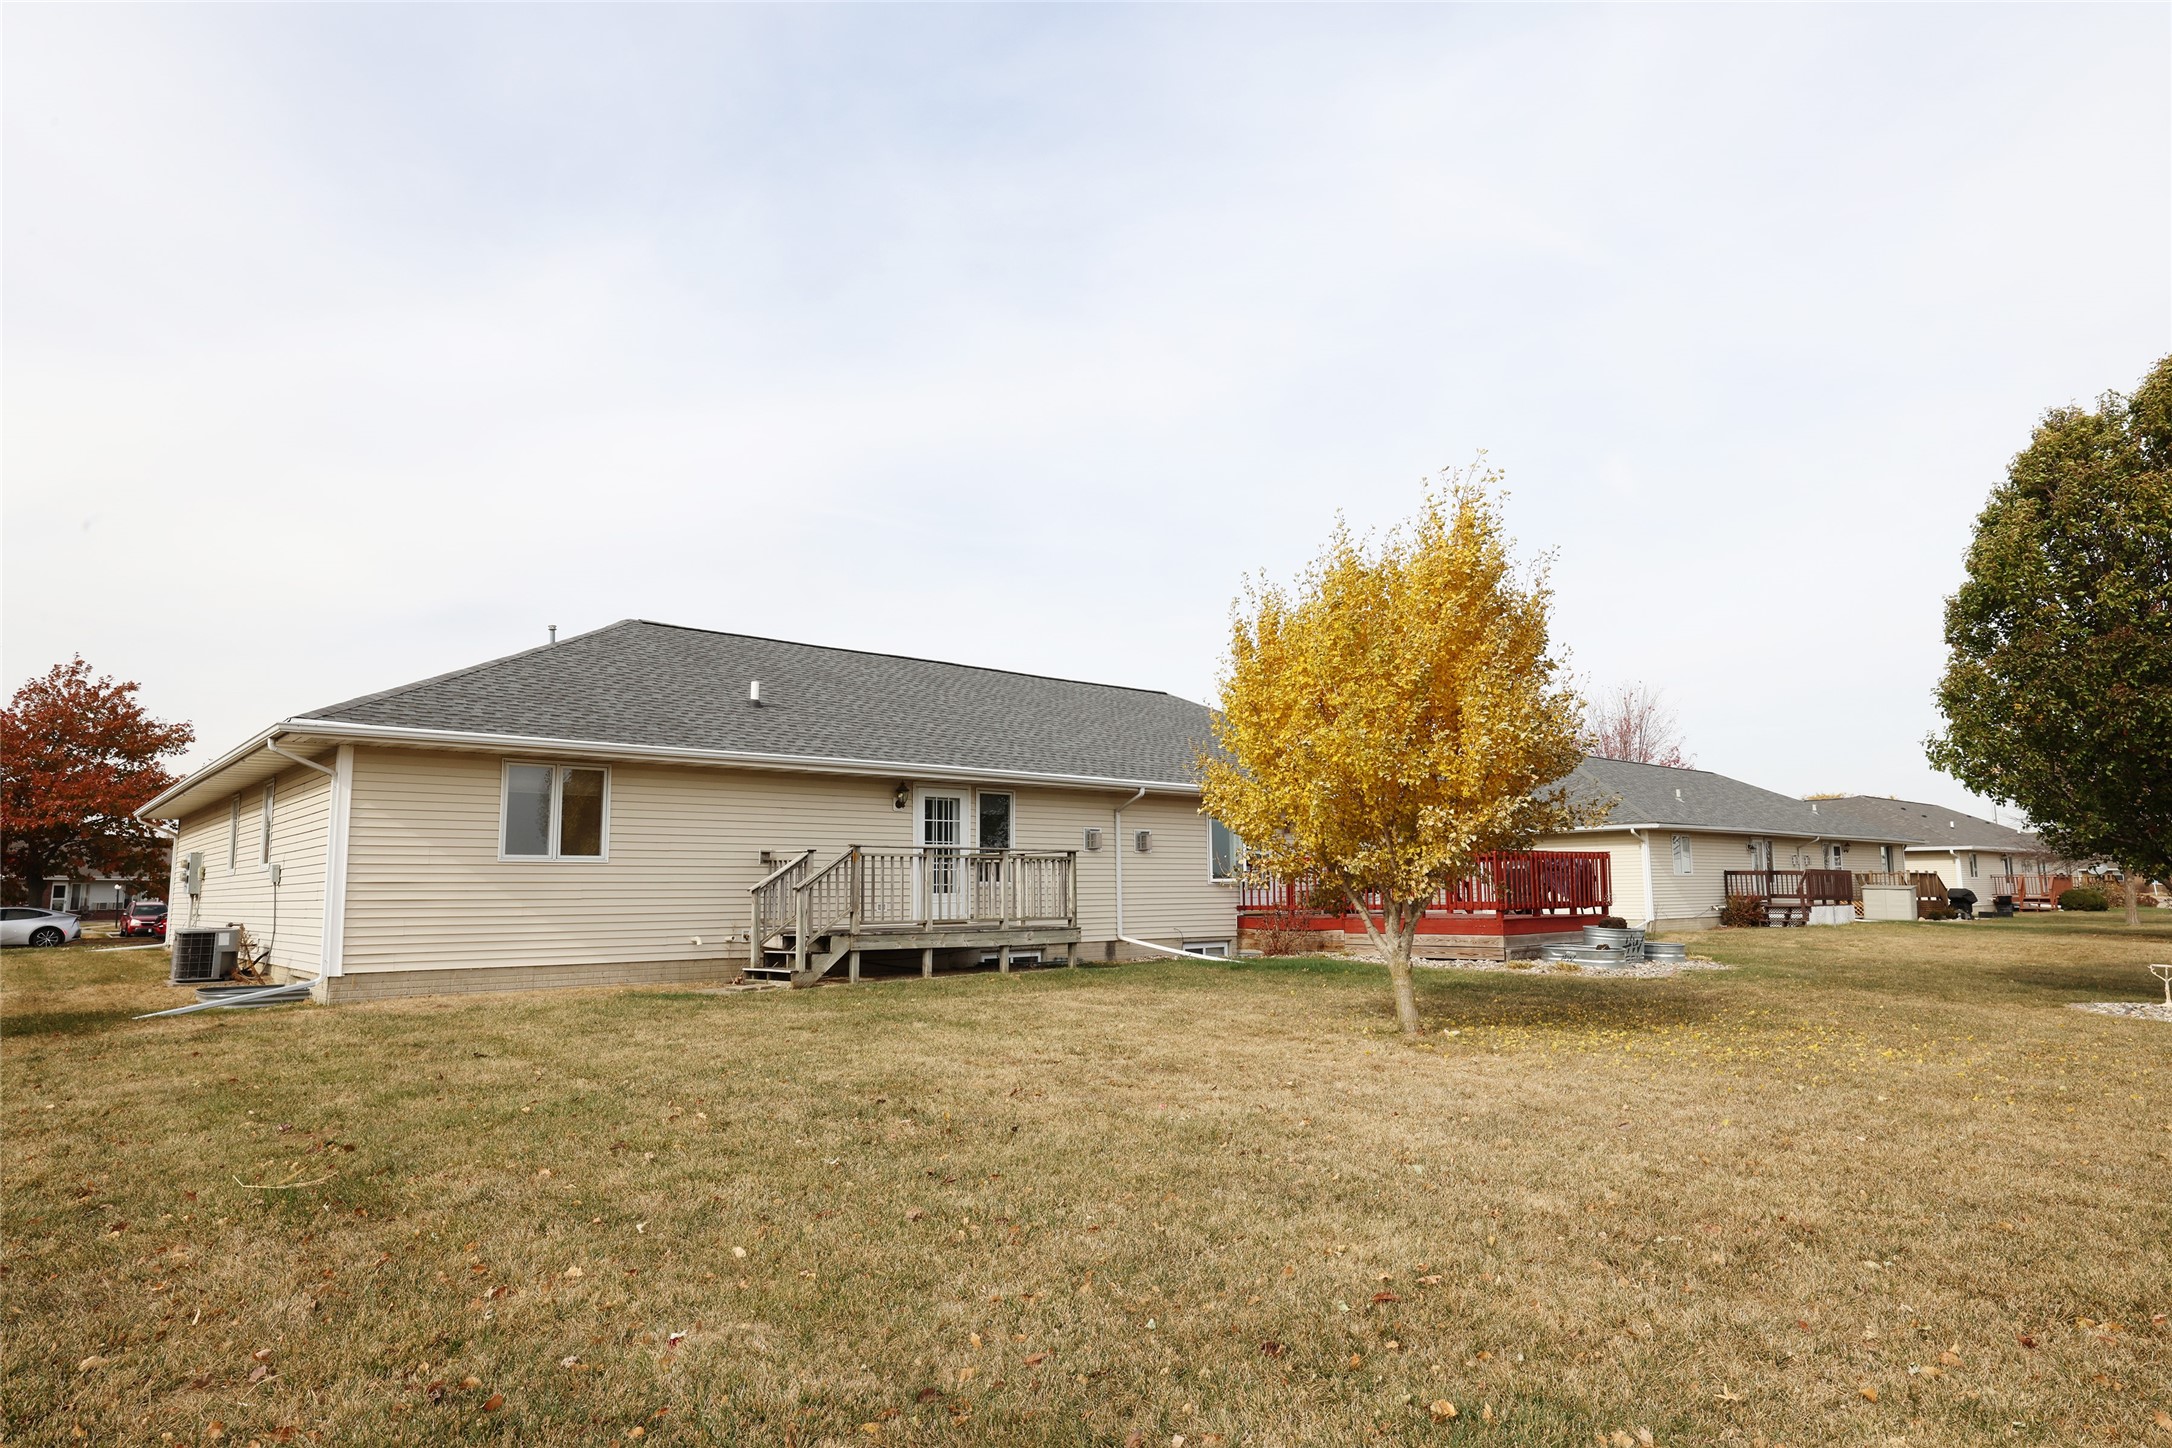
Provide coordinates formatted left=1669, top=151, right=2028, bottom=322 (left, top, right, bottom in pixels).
left=1184, top=941, right=1231, bottom=958
left=1967, top=852, right=1980, bottom=877
left=1827, top=844, right=1845, bottom=870
left=1670, top=833, right=1694, bottom=876
left=976, top=791, right=1013, bottom=851
left=1208, top=818, right=1245, bottom=882
left=1879, top=844, right=1894, bottom=872
left=500, top=762, right=610, bottom=860
left=228, top=795, right=240, bottom=870
left=259, top=781, right=276, bottom=865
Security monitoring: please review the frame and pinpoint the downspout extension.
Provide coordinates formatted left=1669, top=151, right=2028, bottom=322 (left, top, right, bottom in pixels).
left=1112, top=785, right=1221, bottom=962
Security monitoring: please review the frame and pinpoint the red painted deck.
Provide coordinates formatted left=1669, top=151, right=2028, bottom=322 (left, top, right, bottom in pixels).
left=1237, top=850, right=1612, bottom=938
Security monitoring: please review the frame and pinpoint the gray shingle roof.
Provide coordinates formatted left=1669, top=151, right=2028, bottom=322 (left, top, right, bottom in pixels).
left=1803, top=795, right=2044, bottom=852
left=1564, top=756, right=1912, bottom=841
left=301, top=619, right=1215, bottom=787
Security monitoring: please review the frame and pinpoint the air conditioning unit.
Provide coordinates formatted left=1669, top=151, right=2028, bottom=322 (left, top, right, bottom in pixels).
left=170, top=927, right=241, bottom=985
left=1082, top=827, right=1102, bottom=851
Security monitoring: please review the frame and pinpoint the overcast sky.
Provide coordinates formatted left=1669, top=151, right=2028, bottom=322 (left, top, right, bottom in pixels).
left=5, top=4, right=2166, bottom=818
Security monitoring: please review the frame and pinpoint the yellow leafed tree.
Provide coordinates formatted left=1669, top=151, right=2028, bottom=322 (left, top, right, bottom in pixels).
left=1201, top=467, right=1601, bottom=1035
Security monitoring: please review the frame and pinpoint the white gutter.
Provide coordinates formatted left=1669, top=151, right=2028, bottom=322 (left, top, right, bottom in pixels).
left=1112, top=784, right=1221, bottom=962
left=140, top=718, right=1199, bottom=819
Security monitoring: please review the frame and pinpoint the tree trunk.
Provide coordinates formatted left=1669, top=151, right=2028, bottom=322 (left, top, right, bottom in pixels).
left=1389, top=904, right=1423, bottom=1036
left=1346, top=889, right=1425, bottom=1035
left=2124, top=875, right=2143, bottom=926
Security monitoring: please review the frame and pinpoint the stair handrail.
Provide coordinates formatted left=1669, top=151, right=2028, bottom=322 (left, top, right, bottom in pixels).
left=749, top=849, right=816, bottom=974
left=792, top=848, right=861, bottom=974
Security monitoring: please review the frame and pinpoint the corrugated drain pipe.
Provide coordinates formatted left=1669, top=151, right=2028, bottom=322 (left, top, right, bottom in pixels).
left=1113, top=785, right=1222, bottom=962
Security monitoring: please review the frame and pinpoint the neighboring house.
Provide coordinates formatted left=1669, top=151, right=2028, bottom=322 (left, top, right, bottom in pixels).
left=41, top=872, right=142, bottom=914
left=1806, top=796, right=2063, bottom=902
left=1549, top=757, right=1916, bottom=930
left=136, top=621, right=1244, bottom=1002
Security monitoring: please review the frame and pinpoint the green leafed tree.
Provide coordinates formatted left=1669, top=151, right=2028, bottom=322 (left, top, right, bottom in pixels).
left=1927, top=355, right=2172, bottom=925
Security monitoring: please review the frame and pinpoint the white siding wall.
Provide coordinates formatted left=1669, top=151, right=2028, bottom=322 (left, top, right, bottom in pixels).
left=1552, top=830, right=1907, bottom=928
left=167, top=759, right=332, bottom=976
left=340, top=746, right=1236, bottom=975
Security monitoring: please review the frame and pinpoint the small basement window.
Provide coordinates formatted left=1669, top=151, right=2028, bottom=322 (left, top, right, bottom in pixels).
left=1184, top=941, right=1230, bottom=959
left=502, top=763, right=610, bottom=860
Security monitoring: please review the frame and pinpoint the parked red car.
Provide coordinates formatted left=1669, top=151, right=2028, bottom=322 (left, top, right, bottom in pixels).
left=119, top=900, right=168, bottom=938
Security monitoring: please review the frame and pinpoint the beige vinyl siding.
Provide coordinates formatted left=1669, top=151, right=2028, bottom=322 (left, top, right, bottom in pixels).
left=166, top=759, right=332, bottom=976
left=1012, top=789, right=1238, bottom=947
left=340, top=746, right=1235, bottom=975
left=1541, top=830, right=1648, bottom=925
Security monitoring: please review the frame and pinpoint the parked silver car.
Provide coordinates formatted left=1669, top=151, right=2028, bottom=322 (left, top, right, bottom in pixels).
left=0, top=907, right=83, bottom=947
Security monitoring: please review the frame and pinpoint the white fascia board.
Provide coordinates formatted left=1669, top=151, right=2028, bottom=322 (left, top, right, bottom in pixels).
left=135, top=727, right=284, bottom=819
left=147, top=716, right=1203, bottom=816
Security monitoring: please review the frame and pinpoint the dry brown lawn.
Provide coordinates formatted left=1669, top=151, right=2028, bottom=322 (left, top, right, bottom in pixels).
left=4, top=916, right=2168, bottom=1446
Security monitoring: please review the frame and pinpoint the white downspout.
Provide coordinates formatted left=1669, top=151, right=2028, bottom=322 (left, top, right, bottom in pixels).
left=1629, top=828, right=1656, bottom=928
left=1113, top=785, right=1220, bottom=962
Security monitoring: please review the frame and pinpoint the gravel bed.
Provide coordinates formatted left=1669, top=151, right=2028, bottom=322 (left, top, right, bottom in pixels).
left=2068, top=1001, right=2172, bottom=1023
left=1385, top=954, right=1735, bottom=980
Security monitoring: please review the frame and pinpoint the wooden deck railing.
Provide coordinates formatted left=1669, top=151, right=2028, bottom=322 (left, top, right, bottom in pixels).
left=1722, top=869, right=1855, bottom=906
left=1239, top=850, right=1612, bottom=920
left=1990, top=874, right=2071, bottom=909
left=751, top=847, right=1078, bottom=969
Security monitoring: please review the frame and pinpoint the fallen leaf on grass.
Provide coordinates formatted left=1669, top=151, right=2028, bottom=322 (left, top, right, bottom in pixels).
left=1859, top=1385, right=1878, bottom=1403
left=251, top=1349, right=273, bottom=1363
left=1938, top=1350, right=1962, bottom=1366
left=1428, top=1401, right=1457, bottom=1422
left=1372, top=1291, right=1402, bottom=1304
left=1024, top=1352, right=1049, bottom=1366
left=1259, top=1342, right=1283, bottom=1357
left=2017, top=1334, right=2037, bottom=1349
left=76, top=1356, right=109, bottom=1373
left=482, top=1394, right=504, bottom=1412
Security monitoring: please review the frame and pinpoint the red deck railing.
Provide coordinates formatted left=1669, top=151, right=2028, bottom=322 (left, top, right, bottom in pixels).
left=1239, top=850, right=1612, bottom=921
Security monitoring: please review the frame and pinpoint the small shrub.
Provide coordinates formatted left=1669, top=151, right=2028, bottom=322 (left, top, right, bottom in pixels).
left=1720, top=894, right=1766, bottom=928
left=1593, top=916, right=1628, bottom=930
left=2057, top=886, right=2109, bottom=912
left=1920, top=902, right=1958, bottom=920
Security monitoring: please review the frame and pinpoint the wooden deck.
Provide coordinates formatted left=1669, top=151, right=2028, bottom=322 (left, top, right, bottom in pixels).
left=1236, top=851, right=1613, bottom=955
left=749, top=847, right=1080, bottom=985
left=1722, top=868, right=1855, bottom=926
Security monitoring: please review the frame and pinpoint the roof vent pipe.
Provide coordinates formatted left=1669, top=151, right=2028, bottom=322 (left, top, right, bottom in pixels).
left=548, top=625, right=557, bottom=644
left=749, top=680, right=763, bottom=706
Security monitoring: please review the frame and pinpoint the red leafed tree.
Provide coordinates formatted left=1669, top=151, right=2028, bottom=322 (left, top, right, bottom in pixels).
left=1583, top=681, right=1694, bottom=768
left=0, top=658, right=194, bottom=904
